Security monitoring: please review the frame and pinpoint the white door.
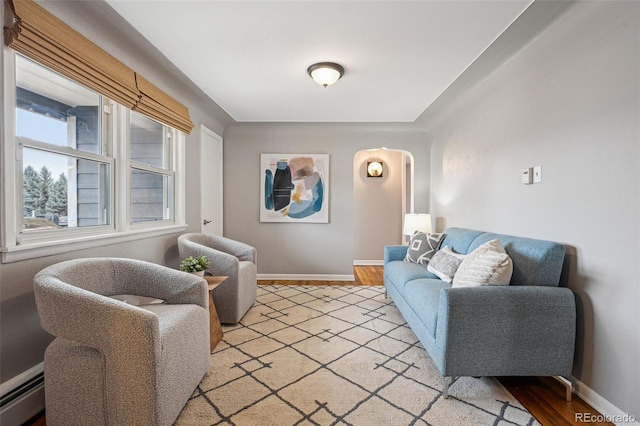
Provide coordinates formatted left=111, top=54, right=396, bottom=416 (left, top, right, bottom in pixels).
left=200, top=125, right=223, bottom=236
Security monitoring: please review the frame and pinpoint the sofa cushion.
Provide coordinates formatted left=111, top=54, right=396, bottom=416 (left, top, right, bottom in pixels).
left=467, top=232, right=565, bottom=286
left=427, top=247, right=466, bottom=283
left=384, top=260, right=437, bottom=292
left=452, top=239, right=513, bottom=287
left=402, top=279, right=451, bottom=338
left=440, top=228, right=485, bottom=256
left=404, top=232, right=445, bottom=265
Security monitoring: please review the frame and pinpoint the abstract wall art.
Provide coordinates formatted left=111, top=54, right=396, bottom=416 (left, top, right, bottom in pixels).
left=260, top=154, right=329, bottom=223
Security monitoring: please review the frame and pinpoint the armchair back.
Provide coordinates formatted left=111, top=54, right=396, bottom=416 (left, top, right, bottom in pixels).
left=178, top=233, right=257, bottom=323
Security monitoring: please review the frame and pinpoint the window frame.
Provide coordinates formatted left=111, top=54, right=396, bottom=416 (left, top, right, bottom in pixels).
left=128, top=111, right=176, bottom=227
left=1, top=50, right=187, bottom=264
left=18, top=136, right=116, bottom=244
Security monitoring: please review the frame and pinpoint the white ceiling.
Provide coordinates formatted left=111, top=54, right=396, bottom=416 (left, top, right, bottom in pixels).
left=106, top=0, right=532, bottom=123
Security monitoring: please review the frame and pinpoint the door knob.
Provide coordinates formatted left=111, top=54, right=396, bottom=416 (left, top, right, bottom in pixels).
left=203, top=219, right=212, bottom=225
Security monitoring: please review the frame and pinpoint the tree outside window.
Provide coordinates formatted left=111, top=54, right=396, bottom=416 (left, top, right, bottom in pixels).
left=22, top=165, right=68, bottom=228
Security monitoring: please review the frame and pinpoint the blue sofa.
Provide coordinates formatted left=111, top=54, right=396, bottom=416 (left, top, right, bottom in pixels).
left=384, top=227, right=576, bottom=398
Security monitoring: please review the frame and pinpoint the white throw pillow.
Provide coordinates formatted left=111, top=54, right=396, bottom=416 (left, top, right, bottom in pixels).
left=427, top=246, right=466, bottom=283
left=109, top=294, right=165, bottom=305
left=452, top=239, right=513, bottom=287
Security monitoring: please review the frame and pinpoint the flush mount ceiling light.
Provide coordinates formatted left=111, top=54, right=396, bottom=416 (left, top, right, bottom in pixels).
left=307, top=62, right=345, bottom=88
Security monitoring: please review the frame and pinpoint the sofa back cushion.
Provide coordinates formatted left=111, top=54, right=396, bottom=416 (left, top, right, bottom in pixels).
left=442, top=228, right=565, bottom=287
left=440, top=228, right=484, bottom=254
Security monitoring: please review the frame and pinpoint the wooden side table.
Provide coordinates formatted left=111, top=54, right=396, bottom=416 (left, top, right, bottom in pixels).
left=204, top=275, right=228, bottom=352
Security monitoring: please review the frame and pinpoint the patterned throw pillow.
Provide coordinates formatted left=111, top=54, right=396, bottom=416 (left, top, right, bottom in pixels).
left=404, top=232, right=446, bottom=265
left=452, top=239, right=513, bottom=287
left=427, top=246, right=466, bottom=283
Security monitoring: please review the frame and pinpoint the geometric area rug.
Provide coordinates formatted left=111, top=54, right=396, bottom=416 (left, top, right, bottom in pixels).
left=176, top=285, right=539, bottom=426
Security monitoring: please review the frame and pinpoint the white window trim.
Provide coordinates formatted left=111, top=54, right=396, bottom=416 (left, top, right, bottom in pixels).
left=0, top=225, right=187, bottom=263
left=17, top=88, right=114, bottom=234
left=1, top=43, right=19, bottom=253
left=0, top=49, right=188, bottom=264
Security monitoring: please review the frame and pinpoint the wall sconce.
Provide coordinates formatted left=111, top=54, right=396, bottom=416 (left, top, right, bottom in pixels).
left=367, top=161, right=383, bottom=178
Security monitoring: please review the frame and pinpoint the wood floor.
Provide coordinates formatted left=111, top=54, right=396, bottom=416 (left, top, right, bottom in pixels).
left=25, top=266, right=609, bottom=426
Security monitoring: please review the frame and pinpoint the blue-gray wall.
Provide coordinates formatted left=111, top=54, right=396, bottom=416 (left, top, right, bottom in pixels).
left=418, top=1, right=639, bottom=419
left=222, top=123, right=429, bottom=277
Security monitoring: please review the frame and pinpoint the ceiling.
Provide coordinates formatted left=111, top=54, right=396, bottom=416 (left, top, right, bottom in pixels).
left=106, top=0, right=532, bottom=123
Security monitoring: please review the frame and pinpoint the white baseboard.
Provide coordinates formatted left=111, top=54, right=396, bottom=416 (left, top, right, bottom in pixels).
left=353, top=260, right=384, bottom=266
left=570, top=376, right=639, bottom=425
left=0, top=363, right=43, bottom=397
left=0, top=362, right=45, bottom=426
left=0, top=381, right=44, bottom=426
left=257, top=274, right=355, bottom=281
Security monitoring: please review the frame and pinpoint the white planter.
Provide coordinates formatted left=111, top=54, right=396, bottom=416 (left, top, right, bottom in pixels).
left=191, top=271, right=205, bottom=278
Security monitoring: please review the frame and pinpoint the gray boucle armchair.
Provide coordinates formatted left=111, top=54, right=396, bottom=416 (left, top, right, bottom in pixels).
left=178, top=233, right=257, bottom=324
left=33, top=258, right=210, bottom=426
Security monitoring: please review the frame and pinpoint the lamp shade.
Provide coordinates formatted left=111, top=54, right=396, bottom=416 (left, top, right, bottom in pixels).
left=307, top=62, right=344, bottom=88
left=402, top=213, right=432, bottom=235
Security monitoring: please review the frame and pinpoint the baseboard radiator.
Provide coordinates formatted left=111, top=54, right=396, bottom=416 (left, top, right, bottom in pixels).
left=0, top=373, right=45, bottom=426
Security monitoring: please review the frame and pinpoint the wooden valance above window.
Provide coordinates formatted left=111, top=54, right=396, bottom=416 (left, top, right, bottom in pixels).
left=4, top=0, right=194, bottom=134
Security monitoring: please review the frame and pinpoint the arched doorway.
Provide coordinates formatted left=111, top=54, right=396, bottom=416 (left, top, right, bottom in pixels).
left=353, top=148, right=414, bottom=265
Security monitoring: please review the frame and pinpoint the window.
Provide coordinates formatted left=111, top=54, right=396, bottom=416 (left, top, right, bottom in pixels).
left=1, top=53, right=187, bottom=262
left=129, top=111, right=173, bottom=224
left=22, top=149, right=111, bottom=229
left=16, top=56, right=112, bottom=233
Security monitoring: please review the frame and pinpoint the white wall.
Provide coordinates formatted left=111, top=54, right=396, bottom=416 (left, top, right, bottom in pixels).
left=0, top=0, right=233, bottom=389
left=420, top=1, right=639, bottom=419
left=222, top=123, right=428, bottom=277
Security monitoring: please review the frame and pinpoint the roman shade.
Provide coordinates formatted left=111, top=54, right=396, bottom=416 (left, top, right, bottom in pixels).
left=134, top=74, right=194, bottom=134
left=4, top=0, right=194, bottom=134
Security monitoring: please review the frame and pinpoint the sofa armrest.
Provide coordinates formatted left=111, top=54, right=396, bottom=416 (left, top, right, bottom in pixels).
left=384, top=245, right=408, bottom=264
left=435, top=286, right=576, bottom=377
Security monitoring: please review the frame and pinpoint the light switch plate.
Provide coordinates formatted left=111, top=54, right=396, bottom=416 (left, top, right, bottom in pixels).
left=522, top=168, right=533, bottom=184
left=533, top=166, right=542, bottom=183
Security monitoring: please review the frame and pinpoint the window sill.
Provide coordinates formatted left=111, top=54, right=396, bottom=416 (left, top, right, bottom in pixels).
left=0, top=224, right=187, bottom=264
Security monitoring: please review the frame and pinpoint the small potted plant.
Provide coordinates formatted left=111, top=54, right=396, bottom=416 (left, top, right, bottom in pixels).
left=179, top=255, right=211, bottom=277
